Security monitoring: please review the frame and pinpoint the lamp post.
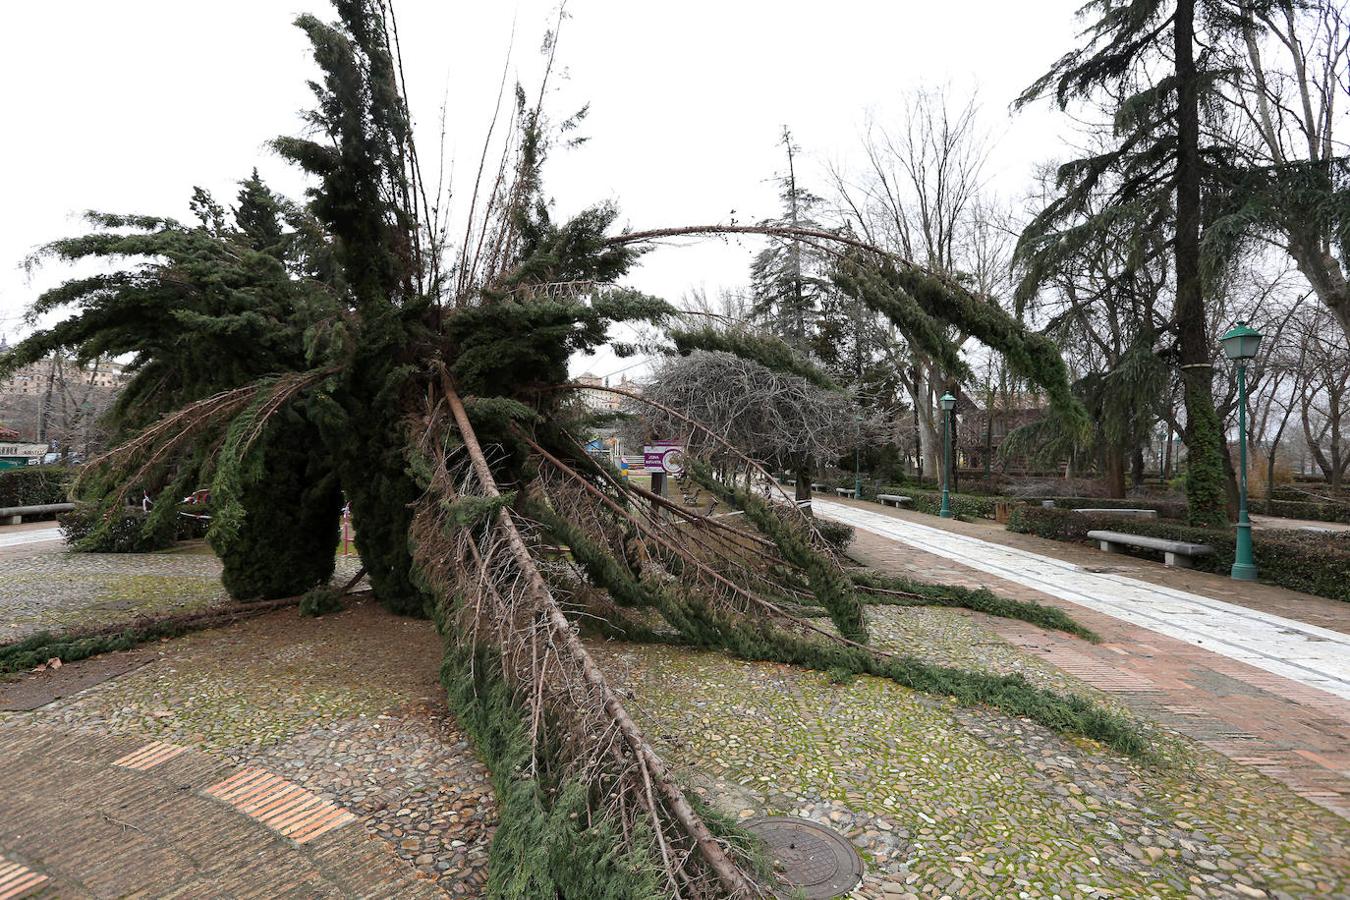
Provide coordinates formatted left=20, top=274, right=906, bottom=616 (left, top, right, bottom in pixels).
left=1220, top=321, right=1263, bottom=581
left=939, top=392, right=956, bottom=518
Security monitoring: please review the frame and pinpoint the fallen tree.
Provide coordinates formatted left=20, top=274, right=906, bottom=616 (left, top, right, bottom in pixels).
left=0, top=3, right=1144, bottom=895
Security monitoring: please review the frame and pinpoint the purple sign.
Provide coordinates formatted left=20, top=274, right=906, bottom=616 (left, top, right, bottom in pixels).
left=644, top=441, right=684, bottom=474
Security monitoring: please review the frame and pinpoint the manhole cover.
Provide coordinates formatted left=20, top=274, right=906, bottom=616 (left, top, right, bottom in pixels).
left=745, top=816, right=863, bottom=899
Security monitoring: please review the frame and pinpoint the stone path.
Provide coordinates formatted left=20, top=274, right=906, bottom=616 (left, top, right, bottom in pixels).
left=1, top=601, right=495, bottom=898
left=0, top=723, right=439, bottom=898
left=0, top=525, right=61, bottom=550
left=820, top=499, right=1350, bottom=822
left=816, top=499, right=1350, bottom=701
left=0, top=542, right=228, bottom=644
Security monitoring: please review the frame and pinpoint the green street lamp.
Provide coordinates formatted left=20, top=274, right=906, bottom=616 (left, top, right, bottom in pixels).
left=1220, top=321, right=1263, bottom=581
left=939, top=392, right=956, bottom=518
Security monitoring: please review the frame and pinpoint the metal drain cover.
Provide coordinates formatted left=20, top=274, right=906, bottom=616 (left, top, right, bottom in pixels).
left=745, top=816, right=864, bottom=899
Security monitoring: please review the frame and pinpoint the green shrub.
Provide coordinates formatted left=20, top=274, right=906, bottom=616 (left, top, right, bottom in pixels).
left=814, top=517, right=855, bottom=550
left=209, top=414, right=341, bottom=602
left=298, top=585, right=344, bottom=617
left=0, top=466, right=72, bottom=508
left=1007, top=506, right=1350, bottom=602
left=57, top=503, right=174, bottom=553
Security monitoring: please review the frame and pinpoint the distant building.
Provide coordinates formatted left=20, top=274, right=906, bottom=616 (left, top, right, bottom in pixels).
left=0, top=336, right=128, bottom=446
left=0, top=338, right=127, bottom=397
left=574, top=371, right=641, bottom=413
left=958, top=395, right=1052, bottom=475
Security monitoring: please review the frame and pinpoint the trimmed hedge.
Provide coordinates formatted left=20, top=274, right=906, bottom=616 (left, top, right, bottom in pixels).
left=1030, top=496, right=1189, bottom=519
left=879, top=485, right=1000, bottom=520
left=1260, top=497, right=1350, bottom=525
left=0, top=466, right=72, bottom=508
left=1007, top=506, right=1350, bottom=602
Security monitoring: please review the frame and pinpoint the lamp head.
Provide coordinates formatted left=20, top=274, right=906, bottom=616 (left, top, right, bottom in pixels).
left=1220, top=321, right=1263, bottom=362
left=939, top=392, right=956, bottom=411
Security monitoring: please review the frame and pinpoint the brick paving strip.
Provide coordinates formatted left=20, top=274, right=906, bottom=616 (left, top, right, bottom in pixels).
left=205, top=768, right=357, bottom=844
left=818, top=498, right=1350, bottom=819
left=0, top=856, right=48, bottom=900
left=0, top=722, right=442, bottom=898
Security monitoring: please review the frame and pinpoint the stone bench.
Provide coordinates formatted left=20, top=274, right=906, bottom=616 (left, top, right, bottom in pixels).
left=834, top=487, right=857, bottom=498
left=1071, top=508, right=1158, bottom=519
left=1086, top=530, right=1213, bottom=569
left=0, top=502, right=75, bottom=526
left=876, top=494, right=911, bottom=508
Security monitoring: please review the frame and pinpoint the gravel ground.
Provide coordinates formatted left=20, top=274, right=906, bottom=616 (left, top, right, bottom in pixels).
left=0, top=544, right=227, bottom=642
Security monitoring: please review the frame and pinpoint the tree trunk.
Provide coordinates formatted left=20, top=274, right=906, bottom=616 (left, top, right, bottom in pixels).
left=1103, top=445, right=1127, bottom=499
left=912, top=365, right=941, bottom=483
left=1161, top=423, right=1172, bottom=480
left=795, top=455, right=813, bottom=514
left=1175, top=0, right=1232, bottom=527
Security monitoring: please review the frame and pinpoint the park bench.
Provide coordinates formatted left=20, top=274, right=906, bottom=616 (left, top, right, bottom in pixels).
left=0, top=502, right=75, bottom=526
left=811, top=483, right=829, bottom=492
left=1071, top=508, right=1158, bottom=520
left=876, top=494, right=911, bottom=508
left=834, top=487, right=857, bottom=498
left=1086, top=530, right=1213, bottom=569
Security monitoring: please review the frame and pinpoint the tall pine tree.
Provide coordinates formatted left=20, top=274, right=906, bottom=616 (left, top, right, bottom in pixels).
left=1016, top=0, right=1235, bottom=526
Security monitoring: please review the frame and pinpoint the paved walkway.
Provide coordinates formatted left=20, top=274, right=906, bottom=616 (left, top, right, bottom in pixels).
left=817, top=500, right=1350, bottom=700
left=818, top=499, right=1350, bottom=820
left=0, top=524, right=62, bottom=551
left=1, top=600, right=494, bottom=898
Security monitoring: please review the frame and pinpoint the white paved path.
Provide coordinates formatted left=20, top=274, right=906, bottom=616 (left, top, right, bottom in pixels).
left=0, top=526, right=63, bottom=549
left=816, top=500, right=1350, bottom=701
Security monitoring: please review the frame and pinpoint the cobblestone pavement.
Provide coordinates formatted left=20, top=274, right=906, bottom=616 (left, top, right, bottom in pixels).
left=825, top=500, right=1350, bottom=825
left=0, top=722, right=441, bottom=899
left=0, top=541, right=365, bottom=644
left=0, top=544, right=228, bottom=644
left=592, top=632, right=1348, bottom=899
left=5, top=538, right=1348, bottom=898
left=0, top=600, right=495, bottom=897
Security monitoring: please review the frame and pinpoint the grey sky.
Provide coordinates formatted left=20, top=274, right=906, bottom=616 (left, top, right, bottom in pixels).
left=1, top=0, right=1082, bottom=377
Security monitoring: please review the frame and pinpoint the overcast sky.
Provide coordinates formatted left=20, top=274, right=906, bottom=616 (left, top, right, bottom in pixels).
left=0, top=0, right=1083, bottom=377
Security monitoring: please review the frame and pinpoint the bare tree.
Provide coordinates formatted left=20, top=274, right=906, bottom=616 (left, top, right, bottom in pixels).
left=1223, top=0, right=1350, bottom=336
left=640, top=350, right=868, bottom=501
left=829, top=87, right=995, bottom=479
left=1291, top=304, right=1350, bottom=487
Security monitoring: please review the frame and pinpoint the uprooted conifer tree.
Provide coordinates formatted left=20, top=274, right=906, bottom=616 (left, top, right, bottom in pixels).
left=0, top=2, right=1149, bottom=895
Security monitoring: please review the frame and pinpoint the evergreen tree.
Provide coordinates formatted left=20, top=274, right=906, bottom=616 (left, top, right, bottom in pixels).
left=1016, top=0, right=1240, bottom=527
left=750, top=128, right=835, bottom=353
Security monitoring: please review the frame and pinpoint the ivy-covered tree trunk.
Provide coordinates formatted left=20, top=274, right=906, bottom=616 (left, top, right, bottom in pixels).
left=1175, top=0, right=1230, bottom=529
left=212, top=416, right=342, bottom=601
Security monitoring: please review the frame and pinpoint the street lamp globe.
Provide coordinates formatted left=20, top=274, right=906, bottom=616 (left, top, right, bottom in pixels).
left=939, top=392, right=956, bottom=411
left=1219, top=322, right=1263, bottom=361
